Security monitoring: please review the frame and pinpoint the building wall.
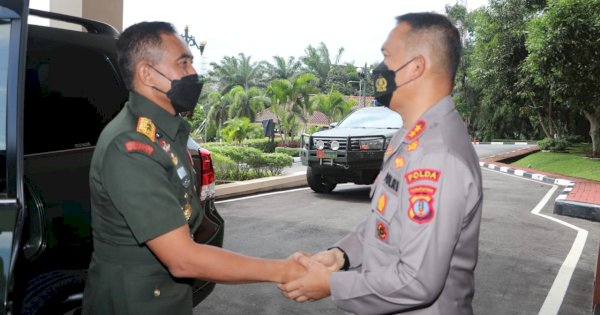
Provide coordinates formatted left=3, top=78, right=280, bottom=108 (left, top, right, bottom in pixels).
left=43, top=0, right=123, bottom=32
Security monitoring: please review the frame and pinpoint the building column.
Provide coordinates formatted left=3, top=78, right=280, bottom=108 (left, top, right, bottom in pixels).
left=47, top=0, right=123, bottom=32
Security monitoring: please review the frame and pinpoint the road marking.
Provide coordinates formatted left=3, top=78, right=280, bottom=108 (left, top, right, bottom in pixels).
left=483, top=169, right=589, bottom=315
left=216, top=187, right=310, bottom=204
left=215, top=183, right=359, bottom=204
left=531, top=186, right=589, bottom=315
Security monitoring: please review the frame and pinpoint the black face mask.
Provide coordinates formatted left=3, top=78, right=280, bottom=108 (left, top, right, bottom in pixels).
left=150, top=66, right=203, bottom=114
left=371, top=58, right=416, bottom=107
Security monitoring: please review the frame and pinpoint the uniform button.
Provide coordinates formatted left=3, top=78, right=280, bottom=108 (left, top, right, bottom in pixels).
left=153, top=288, right=161, bottom=297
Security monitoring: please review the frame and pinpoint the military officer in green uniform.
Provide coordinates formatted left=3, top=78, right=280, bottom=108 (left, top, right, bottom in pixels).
left=82, top=21, right=304, bottom=315
left=280, top=13, right=483, bottom=314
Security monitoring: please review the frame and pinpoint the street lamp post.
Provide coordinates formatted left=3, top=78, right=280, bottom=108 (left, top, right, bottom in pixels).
left=181, top=25, right=206, bottom=56
left=357, top=63, right=369, bottom=107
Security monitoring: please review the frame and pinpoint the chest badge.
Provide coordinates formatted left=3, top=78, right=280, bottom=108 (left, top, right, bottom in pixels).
left=395, top=157, right=405, bottom=169
left=377, top=194, right=387, bottom=213
left=182, top=192, right=192, bottom=221
left=376, top=221, right=388, bottom=241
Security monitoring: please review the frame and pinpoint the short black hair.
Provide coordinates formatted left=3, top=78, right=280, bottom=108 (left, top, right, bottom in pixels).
left=116, top=21, right=177, bottom=90
left=396, top=12, right=461, bottom=82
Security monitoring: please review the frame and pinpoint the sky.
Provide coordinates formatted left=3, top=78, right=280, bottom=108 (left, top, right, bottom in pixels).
left=29, top=0, right=489, bottom=73
left=122, top=0, right=489, bottom=73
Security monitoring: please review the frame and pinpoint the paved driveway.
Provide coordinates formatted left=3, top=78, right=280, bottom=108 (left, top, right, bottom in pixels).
left=195, top=169, right=600, bottom=315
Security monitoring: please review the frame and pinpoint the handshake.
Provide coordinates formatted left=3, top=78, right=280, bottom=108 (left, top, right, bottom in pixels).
left=277, top=247, right=347, bottom=303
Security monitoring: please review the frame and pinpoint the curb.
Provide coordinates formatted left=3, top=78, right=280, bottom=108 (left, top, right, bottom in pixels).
left=479, top=161, right=600, bottom=222
left=474, top=141, right=537, bottom=145
left=215, top=171, right=307, bottom=200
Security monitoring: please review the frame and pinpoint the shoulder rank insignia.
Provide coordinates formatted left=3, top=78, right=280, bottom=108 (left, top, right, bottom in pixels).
left=136, top=117, right=156, bottom=142
left=405, top=168, right=441, bottom=184
left=405, top=120, right=426, bottom=141
left=124, top=141, right=154, bottom=155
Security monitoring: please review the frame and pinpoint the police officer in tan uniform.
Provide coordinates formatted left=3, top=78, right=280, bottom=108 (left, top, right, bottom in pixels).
left=280, top=12, right=483, bottom=315
left=82, top=22, right=304, bottom=315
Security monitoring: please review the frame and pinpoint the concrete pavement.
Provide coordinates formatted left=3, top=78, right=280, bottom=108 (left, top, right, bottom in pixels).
left=215, top=148, right=600, bottom=222
left=480, top=145, right=600, bottom=222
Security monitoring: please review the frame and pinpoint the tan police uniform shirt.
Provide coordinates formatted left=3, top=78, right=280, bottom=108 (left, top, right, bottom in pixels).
left=330, top=96, right=483, bottom=315
left=82, top=92, right=203, bottom=315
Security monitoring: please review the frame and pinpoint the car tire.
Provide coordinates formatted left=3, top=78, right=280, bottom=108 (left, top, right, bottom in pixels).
left=307, top=167, right=337, bottom=193
left=22, top=270, right=86, bottom=315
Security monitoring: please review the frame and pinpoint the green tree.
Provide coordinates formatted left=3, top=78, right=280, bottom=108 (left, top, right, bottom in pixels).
left=312, top=90, right=356, bottom=123
left=221, top=117, right=261, bottom=144
left=209, top=53, right=266, bottom=94
left=470, top=0, right=545, bottom=140
left=262, top=56, right=303, bottom=81
left=206, top=90, right=230, bottom=139
left=524, top=0, right=600, bottom=156
left=445, top=3, right=481, bottom=137
left=266, top=72, right=320, bottom=135
left=300, top=42, right=343, bottom=91
left=224, top=85, right=270, bottom=121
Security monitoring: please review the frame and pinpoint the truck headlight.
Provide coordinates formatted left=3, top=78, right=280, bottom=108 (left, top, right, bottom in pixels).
left=359, top=138, right=384, bottom=150
left=330, top=140, right=340, bottom=151
left=316, top=140, right=325, bottom=150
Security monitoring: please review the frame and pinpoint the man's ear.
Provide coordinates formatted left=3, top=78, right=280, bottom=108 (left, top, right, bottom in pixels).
left=136, top=62, right=153, bottom=87
left=409, top=55, right=426, bottom=80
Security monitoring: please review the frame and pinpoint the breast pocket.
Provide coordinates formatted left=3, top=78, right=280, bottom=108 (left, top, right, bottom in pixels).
left=124, top=267, right=192, bottom=315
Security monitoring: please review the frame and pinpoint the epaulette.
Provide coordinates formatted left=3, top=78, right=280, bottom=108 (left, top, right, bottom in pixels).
left=136, top=116, right=156, bottom=142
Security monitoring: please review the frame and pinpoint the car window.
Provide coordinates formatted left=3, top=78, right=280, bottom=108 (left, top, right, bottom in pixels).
left=336, top=108, right=403, bottom=129
left=24, top=32, right=126, bottom=154
left=0, top=20, right=10, bottom=195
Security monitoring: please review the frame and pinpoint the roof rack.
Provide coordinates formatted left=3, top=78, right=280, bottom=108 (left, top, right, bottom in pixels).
left=29, top=9, right=119, bottom=37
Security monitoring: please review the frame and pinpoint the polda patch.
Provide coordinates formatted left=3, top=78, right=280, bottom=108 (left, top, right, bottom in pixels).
left=405, top=169, right=441, bottom=184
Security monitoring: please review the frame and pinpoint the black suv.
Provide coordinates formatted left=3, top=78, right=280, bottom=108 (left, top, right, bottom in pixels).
left=300, top=106, right=403, bottom=193
left=0, top=2, right=223, bottom=314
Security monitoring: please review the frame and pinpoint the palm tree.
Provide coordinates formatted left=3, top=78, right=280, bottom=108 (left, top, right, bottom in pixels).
left=266, top=72, right=319, bottom=135
left=209, top=53, right=266, bottom=94
left=222, top=117, right=261, bottom=144
left=224, top=85, right=270, bottom=121
left=312, top=90, right=356, bottom=123
left=206, top=90, right=230, bottom=138
left=300, top=42, right=344, bottom=91
left=262, top=56, right=303, bottom=81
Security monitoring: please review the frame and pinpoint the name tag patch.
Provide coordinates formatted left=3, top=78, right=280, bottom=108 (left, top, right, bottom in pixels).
left=383, top=173, right=399, bottom=192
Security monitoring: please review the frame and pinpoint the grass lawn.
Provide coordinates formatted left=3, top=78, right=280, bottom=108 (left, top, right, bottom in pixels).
left=512, top=143, right=600, bottom=181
